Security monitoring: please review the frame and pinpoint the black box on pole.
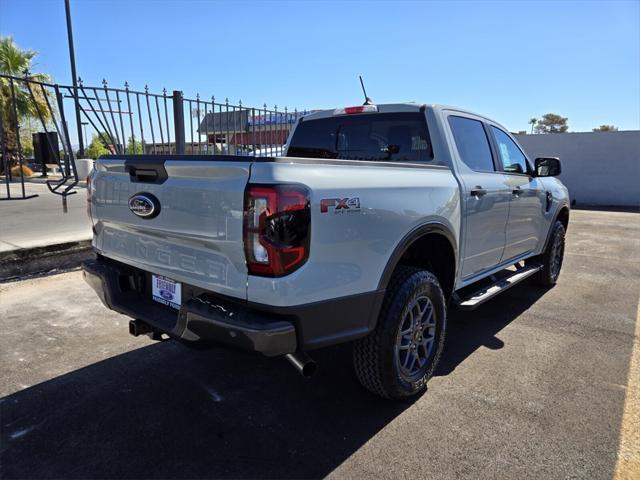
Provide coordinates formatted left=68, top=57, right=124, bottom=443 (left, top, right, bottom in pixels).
left=32, top=132, right=60, bottom=175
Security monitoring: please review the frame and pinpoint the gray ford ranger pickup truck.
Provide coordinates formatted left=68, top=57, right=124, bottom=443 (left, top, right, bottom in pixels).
left=82, top=102, right=569, bottom=400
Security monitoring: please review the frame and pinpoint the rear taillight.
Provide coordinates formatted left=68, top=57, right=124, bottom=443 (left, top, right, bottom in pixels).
left=244, top=184, right=310, bottom=277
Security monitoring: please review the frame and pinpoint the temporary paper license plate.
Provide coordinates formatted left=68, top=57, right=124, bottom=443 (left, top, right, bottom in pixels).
left=152, top=275, right=182, bottom=310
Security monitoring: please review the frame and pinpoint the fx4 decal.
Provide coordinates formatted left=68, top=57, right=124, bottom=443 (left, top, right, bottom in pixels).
left=320, top=197, right=361, bottom=214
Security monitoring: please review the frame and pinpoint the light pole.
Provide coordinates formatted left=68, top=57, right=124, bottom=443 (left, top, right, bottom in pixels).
left=65, top=0, right=84, bottom=158
left=81, top=122, right=88, bottom=146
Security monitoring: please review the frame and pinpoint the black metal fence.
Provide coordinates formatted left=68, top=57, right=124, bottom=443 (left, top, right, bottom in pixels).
left=0, top=73, right=307, bottom=200
left=1, top=74, right=77, bottom=200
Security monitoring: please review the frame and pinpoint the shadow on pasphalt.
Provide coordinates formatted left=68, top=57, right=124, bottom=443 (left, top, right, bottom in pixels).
left=437, top=281, right=549, bottom=377
left=0, top=341, right=408, bottom=479
left=0, top=282, right=549, bottom=479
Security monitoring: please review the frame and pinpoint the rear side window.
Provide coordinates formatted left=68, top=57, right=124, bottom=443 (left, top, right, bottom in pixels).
left=491, top=126, right=529, bottom=174
left=287, top=112, right=438, bottom=164
left=448, top=116, right=495, bottom=172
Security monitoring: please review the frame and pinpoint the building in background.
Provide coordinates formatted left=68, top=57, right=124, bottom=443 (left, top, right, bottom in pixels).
left=197, top=109, right=314, bottom=155
left=515, top=131, right=640, bottom=208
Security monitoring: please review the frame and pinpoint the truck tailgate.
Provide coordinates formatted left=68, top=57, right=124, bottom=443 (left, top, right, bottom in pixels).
left=91, top=157, right=252, bottom=300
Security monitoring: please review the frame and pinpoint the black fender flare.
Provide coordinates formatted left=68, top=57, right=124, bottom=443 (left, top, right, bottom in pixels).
left=377, top=221, right=459, bottom=292
left=540, top=204, right=570, bottom=254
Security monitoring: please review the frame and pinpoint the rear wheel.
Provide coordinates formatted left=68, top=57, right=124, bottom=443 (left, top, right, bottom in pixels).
left=529, top=220, right=566, bottom=286
left=353, top=267, right=447, bottom=400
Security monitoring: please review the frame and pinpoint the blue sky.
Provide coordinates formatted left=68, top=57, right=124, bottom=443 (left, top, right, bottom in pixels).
left=2, top=0, right=639, bottom=133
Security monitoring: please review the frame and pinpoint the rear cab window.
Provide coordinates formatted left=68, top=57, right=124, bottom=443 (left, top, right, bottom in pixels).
left=447, top=115, right=496, bottom=172
left=287, top=112, right=443, bottom=165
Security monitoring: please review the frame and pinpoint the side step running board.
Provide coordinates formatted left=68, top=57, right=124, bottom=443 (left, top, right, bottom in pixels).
left=455, top=264, right=542, bottom=311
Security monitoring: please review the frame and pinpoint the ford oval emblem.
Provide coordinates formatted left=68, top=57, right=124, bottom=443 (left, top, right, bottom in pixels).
left=128, top=193, right=160, bottom=219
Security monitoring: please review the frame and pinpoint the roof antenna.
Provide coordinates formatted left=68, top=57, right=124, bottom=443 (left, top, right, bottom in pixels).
left=359, top=75, right=373, bottom=105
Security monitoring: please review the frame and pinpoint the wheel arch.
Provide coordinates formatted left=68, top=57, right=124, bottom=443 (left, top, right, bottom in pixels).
left=541, top=204, right=570, bottom=253
left=378, top=222, right=458, bottom=300
left=557, top=206, right=570, bottom=231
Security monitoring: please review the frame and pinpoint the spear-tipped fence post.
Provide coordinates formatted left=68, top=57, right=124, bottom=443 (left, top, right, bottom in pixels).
left=124, top=81, right=136, bottom=153
left=196, top=93, right=202, bottom=153
left=211, top=95, right=216, bottom=153
left=274, top=105, right=279, bottom=153
left=225, top=98, right=230, bottom=153
left=284, top=106, right=289, bottom=154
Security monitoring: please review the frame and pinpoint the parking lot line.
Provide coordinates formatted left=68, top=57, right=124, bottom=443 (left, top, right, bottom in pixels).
left=615, top=299, right=640, bottom=480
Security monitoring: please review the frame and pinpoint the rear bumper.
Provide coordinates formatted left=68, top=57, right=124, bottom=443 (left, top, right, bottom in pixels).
left=82, top=257, right=296, bottom=356
left=82, top=256, right=384, bottom=356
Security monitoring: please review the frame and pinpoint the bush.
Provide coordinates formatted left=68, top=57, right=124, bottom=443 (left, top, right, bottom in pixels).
left=10, top=165, right=33, bottom=177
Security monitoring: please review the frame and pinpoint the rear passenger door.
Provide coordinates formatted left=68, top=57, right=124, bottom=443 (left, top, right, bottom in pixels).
left=488, top=126, right=545, bottom=261
left=447, top=115, right=511, bottom=279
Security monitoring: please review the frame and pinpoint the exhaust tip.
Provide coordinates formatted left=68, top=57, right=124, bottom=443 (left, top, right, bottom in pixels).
left=301, top=360, right=317, bottom=378
left=285, top=352, right=317, bottom=378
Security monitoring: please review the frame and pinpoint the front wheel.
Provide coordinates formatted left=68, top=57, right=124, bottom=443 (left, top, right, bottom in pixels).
left=353, top=267, right=447, bottom=400
left=529, top=220, right=566, bottom=286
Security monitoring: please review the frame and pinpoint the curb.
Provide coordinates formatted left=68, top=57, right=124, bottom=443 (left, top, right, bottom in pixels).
left=0, top=240, right=94, bottom=281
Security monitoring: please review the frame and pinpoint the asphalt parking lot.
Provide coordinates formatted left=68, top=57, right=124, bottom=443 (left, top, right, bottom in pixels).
left=1, top=209, right=638, bottom=479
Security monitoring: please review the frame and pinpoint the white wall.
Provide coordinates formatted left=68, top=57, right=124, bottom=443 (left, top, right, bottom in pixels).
left=515, top=131, right=640, bottom=208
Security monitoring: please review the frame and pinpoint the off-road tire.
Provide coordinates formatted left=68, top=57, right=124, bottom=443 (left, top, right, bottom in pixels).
left=353, top=267, right=447, bottom=400
left=529, top=220, right=566, bottom=286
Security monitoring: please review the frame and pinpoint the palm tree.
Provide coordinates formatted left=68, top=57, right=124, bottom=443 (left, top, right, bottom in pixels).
left=0, top=36, right=53, bottom=172
left=528, top=117, right=537, bottom=134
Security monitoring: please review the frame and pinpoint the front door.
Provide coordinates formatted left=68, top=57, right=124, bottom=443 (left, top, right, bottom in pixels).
left=447, top=115, right=511, bottom=279
left=489, top=126, right=545, bottom=261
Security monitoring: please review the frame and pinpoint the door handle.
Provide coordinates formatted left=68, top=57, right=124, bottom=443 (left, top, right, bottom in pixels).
left=470, top=187, right=487, bottom=198
left=512, top=187, right=521, bottom=197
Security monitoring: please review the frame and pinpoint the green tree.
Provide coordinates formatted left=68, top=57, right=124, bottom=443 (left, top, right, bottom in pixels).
left=85, top=134, right=110, bottom=159
left=0, top=36, right=53, bottom=171
left=528, top=117, right=537, bottom=134
left=126, top=136, right=144, bottom=154
left=19, top=126, right=34, bottom=157
left=534, top=113, right=569, bottom=134
left=592, top=125, right=618, bottom=132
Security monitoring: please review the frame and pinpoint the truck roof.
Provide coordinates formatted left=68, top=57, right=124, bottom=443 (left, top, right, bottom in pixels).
left=301, top=102, right=499, bottom=125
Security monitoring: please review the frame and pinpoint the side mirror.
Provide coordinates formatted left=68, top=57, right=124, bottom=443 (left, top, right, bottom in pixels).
left=534, top=157, right=561, bottom=177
